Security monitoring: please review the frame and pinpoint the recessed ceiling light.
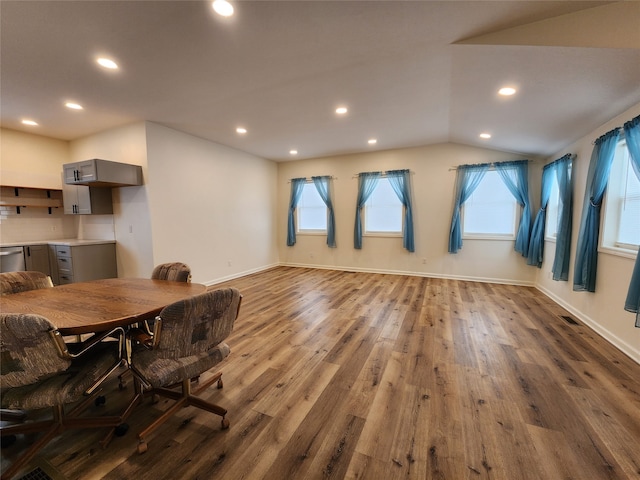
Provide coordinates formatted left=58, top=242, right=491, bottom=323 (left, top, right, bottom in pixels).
left=368, top=139, right=377, bottom=145
left=335, top=106, right=348, bottom=115
left=97, top=57, right=118, bottom=70
left=479, top=133, right=492, bottom=139
left=21, top=119, right=38, bottom=126
left=212, top=0, right=234, bottom=17
left=289, top=150, right=298, bottom=155
left=498, top=87, right=516, bottom=96
left=65, top=102, right=83, bottom=110
left=236, top=127, right=247, bottom=134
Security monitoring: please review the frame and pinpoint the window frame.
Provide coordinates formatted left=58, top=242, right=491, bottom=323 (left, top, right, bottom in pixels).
left=544, top=174, right=561, bottom=243
left=461, top=169, right=519, bottom=241
left=599, top=138, right=640, bottom=259
left=296, top=181, right=328, bottom=235
left=363, top=176, right=404, bottom=237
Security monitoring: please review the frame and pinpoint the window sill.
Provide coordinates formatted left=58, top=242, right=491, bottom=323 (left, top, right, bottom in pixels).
left=462, top=234, right=515, bottom=241
left=364, top=232, right=402, bottom=238
left=297, top=231, right=327, bottom=236
left=599, top=245, right=638, bottom=260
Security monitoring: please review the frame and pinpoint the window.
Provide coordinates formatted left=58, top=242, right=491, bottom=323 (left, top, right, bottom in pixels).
left=545, top=174, right=561, bottom=240
left=601, top=139, right=640, bottom=254
left=462, top=170, right=517, bottom=238
left=296, top=182, right=327, bottom=232
left=364, top=177, right=403, bottom=234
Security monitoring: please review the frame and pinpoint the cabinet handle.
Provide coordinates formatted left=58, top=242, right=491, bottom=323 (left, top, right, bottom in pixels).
left=26, top=246, right=31, bottom=257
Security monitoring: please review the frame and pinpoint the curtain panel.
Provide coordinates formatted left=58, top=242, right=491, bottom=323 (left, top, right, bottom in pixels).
left=448, top=163, right=490, bottom=253
left=354, top=172, right=381, bottom=249
left=551, top=154, right=574, bottom=281
left=573, top=128, right=620, bottom=292
left=527, top=162, right=556, bottom=267
left=495, top=160, right=533, bottom=257
left=312, top=176, right=337, bottom=248
left=386, top=169, right=415, bottom=252
left=622, top=115, right=640, bottom=326
left=286, top=178, right=306, bottom=246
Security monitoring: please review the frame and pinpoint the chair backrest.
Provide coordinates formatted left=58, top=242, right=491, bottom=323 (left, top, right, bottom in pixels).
left=151, top=262, right=192, bottom=283
left=153, top=288, right=241, bottom=358
left=0, top=313, right=70, bottom=388
left=0, top=271, right=53, bottom=295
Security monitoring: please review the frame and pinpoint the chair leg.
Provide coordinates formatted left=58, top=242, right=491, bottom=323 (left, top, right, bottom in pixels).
left=0, top=397, right=125, bottom=479
left=1, top=421, right=63, bottom=480
left=136, top=374, right=229, bottom=454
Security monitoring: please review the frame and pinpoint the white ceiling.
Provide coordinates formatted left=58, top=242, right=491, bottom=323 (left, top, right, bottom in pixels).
left=1, top=1, right=639, bottom=162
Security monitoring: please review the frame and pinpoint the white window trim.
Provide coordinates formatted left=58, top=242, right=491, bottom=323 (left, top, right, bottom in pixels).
left=296, top=182, right=328, bottom=235
left=598, top=138, right=639, bottom=260
left=363, top=177, right=404, bottom=237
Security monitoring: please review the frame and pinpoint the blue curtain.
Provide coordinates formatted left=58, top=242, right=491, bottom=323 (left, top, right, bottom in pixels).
left=623, top=115, right=640, bottom=326
left=312, top=176, right=336, bottom=248
left=286, top=178, right=306, bottom=246
left=573, top=128, right=620, bottom=292
left=495, top=160, right=532, bottom=257
left=552, top=154, right=573, bottom=281
left=354, top=172, right=381, bottom=249
left=386, top=169, right=415, bottom=252
left=527, top=162, right=556, bottom=267
left=448, top=163, right=490, bottom=253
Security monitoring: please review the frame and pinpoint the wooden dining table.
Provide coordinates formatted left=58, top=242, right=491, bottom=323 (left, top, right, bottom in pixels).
left=0, top=277, right=207, bottom=335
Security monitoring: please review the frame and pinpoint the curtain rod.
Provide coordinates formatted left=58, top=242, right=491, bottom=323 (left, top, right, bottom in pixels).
left=287, top=175, right=336, bottom=183
left=352, top=170, right=414, bottom=178
left=448, top=159, right=531, bottom=171
left=542, top=153, right=575, bottom=171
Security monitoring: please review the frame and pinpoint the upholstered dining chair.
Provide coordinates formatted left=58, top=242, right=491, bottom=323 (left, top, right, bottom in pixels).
left=0, top=313, right=125, bottom=479
left=129, top=287, right=241, bottom=454
left=0, top=271, right=53, bottom=295
left=0, top=271, right=55, bottom=428
left=150, top=262, right=192, bottom=283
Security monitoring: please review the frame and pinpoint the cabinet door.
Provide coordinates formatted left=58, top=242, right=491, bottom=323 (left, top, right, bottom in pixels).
left=62, top=181, right=79, bottom=214
left=24, top=244, right=51, bottom=276
left=63, top=160, right=96, bottom=184
left=76, top=185, right=93, bottom=214
left=63, top=163, right=79, bottom=184
left=75, top=160, right=97, bottom=182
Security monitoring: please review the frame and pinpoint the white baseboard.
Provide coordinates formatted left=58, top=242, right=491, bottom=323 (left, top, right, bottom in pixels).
left=205, top=263, right=279, bottom=287
left=279, top=261, right=535, bottom=287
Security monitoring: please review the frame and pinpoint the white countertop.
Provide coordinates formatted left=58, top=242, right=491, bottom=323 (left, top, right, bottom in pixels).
left=1, top=239, right=116, bottom=248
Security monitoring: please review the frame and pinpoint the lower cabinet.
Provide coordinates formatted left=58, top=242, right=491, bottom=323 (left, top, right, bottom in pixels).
left=24, top=244, right=51, bottom=276
left=51, top=243, right=117, bottom=285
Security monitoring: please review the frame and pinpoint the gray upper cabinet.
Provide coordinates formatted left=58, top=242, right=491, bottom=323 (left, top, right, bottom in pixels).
left=62, top=173, right=113, bottom=215
left=63, top=159, right=142, bottom=187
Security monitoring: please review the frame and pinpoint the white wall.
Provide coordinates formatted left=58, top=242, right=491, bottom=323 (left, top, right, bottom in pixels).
left=277, top=142, right=539, bottom=285
left=536, top=103, right=640, bottom=363
left=0, top=128, right=77, bottom=242
left=70, top=122, right=152, bottom=278
left=144, top=122, right=279, bottom=285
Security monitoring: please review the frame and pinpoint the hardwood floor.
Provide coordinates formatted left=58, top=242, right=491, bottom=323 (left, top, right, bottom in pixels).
left=3, top=267, right=640, bottom=479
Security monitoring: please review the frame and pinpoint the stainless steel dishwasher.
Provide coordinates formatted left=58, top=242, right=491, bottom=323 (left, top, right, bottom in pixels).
left=0, top=246, right=26, bottom=272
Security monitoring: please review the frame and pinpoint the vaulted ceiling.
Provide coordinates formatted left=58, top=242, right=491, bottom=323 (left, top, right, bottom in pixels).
left=2, top=1, right=639, bottom=161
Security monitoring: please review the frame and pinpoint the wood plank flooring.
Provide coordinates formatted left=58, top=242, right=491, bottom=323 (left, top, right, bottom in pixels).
left=2, top=267, right=640, bottom=479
